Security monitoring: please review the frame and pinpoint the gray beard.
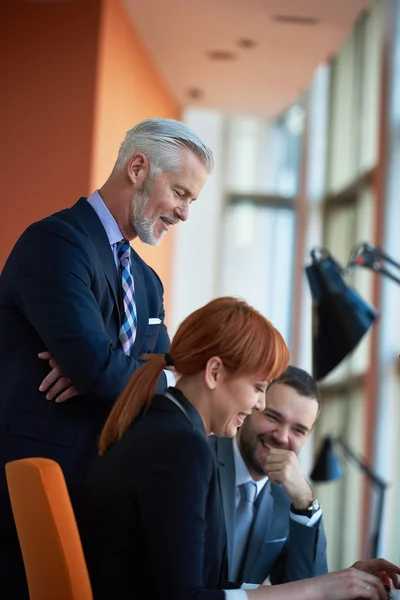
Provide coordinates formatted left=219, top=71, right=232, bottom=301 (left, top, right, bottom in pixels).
left=132, top=180, right=165, bottom=246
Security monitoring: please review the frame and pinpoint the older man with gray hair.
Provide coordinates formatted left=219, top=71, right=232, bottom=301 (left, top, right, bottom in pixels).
left=0, top=118, right=213, bottom=598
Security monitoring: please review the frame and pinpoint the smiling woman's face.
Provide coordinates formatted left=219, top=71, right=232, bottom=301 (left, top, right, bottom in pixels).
left=208, top=373, right=269, bottom=438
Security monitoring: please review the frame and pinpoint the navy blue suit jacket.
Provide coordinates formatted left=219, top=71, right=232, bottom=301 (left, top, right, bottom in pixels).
left=209, top=436, right=328, bottom=585
left=0, top=198, right=170, bottom=594
left=79, top=390, right=234, bottom=600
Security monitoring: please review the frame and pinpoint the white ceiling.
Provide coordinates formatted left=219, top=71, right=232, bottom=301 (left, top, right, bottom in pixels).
left=124, top=0, right=366, bottom=116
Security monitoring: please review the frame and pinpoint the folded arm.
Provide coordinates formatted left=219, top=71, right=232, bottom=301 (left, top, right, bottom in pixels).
left=14, top=221, right=167, bottom=406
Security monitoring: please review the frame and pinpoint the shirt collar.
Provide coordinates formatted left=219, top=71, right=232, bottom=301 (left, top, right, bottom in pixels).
left=164, top=387, right=207, bottom=439
left=233, top=436, right=268, bottom=497
left=86, top=190, right=124, bottom=247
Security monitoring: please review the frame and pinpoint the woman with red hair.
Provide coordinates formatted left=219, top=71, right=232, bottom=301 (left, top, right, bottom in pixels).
left=79, top=297, right=397, bottom=600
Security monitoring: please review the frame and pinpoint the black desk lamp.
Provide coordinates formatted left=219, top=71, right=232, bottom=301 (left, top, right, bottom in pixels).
left=311, top=435, right=388, bottom=558
left=305, top=242, right=400, bottom=381
left=348, top=242, right=400, bottom=285
left=305, top=247, right=378, bottom=381
left=306, top=243, right=398, bottom=558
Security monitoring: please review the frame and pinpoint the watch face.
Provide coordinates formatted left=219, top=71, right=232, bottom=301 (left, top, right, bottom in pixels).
left=309, top=499, right=320, bottom=512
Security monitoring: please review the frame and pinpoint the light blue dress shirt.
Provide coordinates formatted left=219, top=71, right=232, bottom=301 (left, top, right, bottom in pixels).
left=86, top=190, right=175, bottom=387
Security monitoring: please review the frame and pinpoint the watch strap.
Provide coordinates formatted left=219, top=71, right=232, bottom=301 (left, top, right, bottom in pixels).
left=290, top=499, right=320, bottom=517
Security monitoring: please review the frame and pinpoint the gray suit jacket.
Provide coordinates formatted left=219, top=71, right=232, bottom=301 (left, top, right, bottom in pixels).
left=209, top=436, right=328, bottom=585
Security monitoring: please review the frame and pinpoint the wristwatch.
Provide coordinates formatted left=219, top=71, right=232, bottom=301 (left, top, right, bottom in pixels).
left=290, top=499, right=321, bottom=517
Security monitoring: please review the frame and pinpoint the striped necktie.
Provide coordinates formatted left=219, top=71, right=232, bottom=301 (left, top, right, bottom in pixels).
left=117, top=240, right=137, bottom=355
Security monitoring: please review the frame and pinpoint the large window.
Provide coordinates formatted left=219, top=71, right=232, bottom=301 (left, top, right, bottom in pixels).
left=322, top=184, right=375, bottom=385
left=176, top=108, right=302, bottom=348
left=218, top=199, right=295, bottom=345
left=327, top=4, right=381, bottom=194
left=218, top=110, right=303, bottom=346
left=224, top=110, right=304, bottom=199
left=313, top=387, right=366, bottom=570
left=302, top=0, right=383, bottom=568
left=373, top=0, right=400, bottom=562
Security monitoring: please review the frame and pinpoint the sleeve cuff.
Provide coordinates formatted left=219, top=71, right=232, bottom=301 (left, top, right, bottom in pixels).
left=290, top=508, right=322, bottom=527
left=224, top=590, right=249, bottom=599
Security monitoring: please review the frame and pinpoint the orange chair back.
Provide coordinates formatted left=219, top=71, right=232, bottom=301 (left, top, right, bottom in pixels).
left=6, top=458, right=93, bottom=600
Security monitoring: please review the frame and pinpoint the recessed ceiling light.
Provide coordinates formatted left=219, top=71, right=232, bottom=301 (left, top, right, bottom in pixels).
left=207, top=50, right=237, bottom=61
left=272, top=15, right=320, bottom=25
left=186, top=88, right=203, bottom=100
left=237, top=38, right=257, bottom=49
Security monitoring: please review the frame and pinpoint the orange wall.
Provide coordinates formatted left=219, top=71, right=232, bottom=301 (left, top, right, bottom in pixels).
left=91, top=0, right=180, bottom=322
left=0, top=0, right=179, bottom=320
left=0, top=0, right=102, bottom=270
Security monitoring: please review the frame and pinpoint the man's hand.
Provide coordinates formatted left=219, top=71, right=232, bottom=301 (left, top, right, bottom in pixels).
left=263, top=446, right=314, bottom=509
left=38, top=351, right=79, bottom=403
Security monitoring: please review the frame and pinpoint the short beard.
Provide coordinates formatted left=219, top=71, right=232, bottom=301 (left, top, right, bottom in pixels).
left=238, top=432, right=267, bottom=478
left=131, top=178, right=164, bottom=246
left=238, top=427, right=291, bottom=478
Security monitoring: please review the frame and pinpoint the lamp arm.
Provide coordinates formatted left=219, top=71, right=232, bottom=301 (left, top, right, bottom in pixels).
left=373, top=265, right=400, bottom=285
left=336, top=437, right=387, bottom=489
left=370, top=485, right=386, bottom=558
left=348, top=242, right=400, bottom=285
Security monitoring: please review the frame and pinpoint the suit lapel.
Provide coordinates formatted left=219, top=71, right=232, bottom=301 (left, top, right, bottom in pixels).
left=130, top=248, right=147, bottom=357
left=241, top=481, right=274, bottom=581
left=215, top=438, right=236, bottom=570
left=96, top=236, right=121, bottom=326
left=71, top=199, right=122, bottom=330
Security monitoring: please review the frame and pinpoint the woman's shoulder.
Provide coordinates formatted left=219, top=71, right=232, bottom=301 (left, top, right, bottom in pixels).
left=132, top=399, right=213, bottom=466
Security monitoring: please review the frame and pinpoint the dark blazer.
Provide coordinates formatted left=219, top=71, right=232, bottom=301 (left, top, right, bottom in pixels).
left=209, top=436, right=328, bottom=585
left=0, top=198, right=170, bottom=596
left=79, top=389, right=235, bottom=600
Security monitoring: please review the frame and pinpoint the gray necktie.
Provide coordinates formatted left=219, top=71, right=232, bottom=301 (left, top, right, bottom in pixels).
left=231, top=481, right=257, bottom=581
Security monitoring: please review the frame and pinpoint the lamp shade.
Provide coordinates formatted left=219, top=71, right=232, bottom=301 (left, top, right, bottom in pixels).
left=310, top=436, right=342, bottom=482
left=305, top=249, right=378, bottom=381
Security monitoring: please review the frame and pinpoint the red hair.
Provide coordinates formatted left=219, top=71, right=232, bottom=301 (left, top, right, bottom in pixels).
left=99, top=297, right=289, bottom=454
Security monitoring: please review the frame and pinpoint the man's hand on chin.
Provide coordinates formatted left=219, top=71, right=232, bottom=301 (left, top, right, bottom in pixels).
left=262, top=446, right=313, bottom=508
